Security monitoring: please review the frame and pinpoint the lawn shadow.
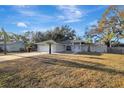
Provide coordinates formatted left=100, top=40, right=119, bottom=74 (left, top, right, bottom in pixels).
left=2, top=53, right=105, bottom=67
left=1, top=54, right=124, bottom=76
left=59, top=52, right=103, bottom=56
left=85, top=57, right=106, bottom=60
left=77, top=52, right=103, bottom=56
left=40, top=57, right=124, bottom=75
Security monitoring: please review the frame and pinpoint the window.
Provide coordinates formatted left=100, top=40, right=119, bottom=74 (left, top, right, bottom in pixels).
left=66, top=46, right=71, bottom=51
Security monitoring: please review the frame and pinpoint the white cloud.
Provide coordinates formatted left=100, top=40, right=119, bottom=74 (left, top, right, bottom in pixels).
left=89, top=20, right=98, bottom=26
left=64, top=19, right=81, bottom=23
left=13, top=6, right=38, bottom=17
left=14, top=5, right=30, bottom=8
left=57, top=5, right=86, bottom=23
left=23, top=25, right=55, bottom=32
left=87, top=6, right=108, bottom=14
left=19, top=10, right=37, bottom=17
left=57, top=6, right=107, bottom=23
left=17, top=22, right=27, bottom=28
left=12, top=6, right=54, bottom=21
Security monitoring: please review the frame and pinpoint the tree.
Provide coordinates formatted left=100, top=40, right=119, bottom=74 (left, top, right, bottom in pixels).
left=99, top=6, right=124, bottom=47
left=84, top=27, right=94, bottom=43
left=16, top=31, right=35, bottom=52
left=0, top=28, right=9, bottom=55
left=0, top=28, right=23, bottom=54
left=85, top=6, right=124, bottom=47
left=85, top=23, right=119, bottom=47
left=33, top=25, right=77, bottom=42
left=33, top=31, right=46, bottom=42
left=52, top=25, right=76, bottom=42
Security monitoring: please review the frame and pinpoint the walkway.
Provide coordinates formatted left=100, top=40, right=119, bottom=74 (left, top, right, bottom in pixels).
left=0, top=52, right=47, bottom=62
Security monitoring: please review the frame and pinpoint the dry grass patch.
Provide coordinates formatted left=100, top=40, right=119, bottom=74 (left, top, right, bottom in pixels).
left=0, top=53, right=124, bottom=87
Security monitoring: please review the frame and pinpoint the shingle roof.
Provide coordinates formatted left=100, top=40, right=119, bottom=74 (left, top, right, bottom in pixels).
left=36, top=40, right=57, bottom=44
left=36, top=40, right=86, bottom=45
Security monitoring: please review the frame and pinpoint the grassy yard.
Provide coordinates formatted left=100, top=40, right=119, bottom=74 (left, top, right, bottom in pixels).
left=0, top=53, right=124, bottom=88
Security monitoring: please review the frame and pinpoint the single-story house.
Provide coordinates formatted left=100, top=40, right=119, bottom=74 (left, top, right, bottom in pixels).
left=36, top=40, right=107, bottom=53
left=0, top=41, right=25, bottom=52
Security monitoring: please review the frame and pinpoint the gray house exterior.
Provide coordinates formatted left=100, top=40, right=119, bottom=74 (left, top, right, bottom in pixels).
left=0, top=41, right=25, bottom=52
left=36, top=40, right=107, bottom=53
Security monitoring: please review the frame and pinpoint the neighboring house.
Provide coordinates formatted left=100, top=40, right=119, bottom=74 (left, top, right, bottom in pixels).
left=0, top=41, right=25, bottom=52
left=36, top=40, right=107, bottom=53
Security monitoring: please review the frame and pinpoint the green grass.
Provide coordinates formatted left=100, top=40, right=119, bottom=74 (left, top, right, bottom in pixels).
left=0, top=53, right=124, bottom=88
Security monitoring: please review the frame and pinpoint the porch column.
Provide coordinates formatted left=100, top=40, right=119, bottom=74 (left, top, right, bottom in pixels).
left=80, top=42, right=81, bottom=51
left=49, top=43, right=51, bottom=54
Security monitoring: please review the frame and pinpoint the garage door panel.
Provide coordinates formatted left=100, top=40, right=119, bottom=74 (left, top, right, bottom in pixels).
left=37, top=44, right=56, bottom=53
left=38, top=44, right=49, bottom=52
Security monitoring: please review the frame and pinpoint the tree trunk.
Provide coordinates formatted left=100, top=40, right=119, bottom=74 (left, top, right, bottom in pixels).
left=3, top=30, right=7, bottom=55
left=106, top=41, right=111, bottom=47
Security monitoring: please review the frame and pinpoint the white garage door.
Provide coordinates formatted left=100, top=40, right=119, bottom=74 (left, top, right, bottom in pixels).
left=37, top=44, right=56, bottom=53
left=38, top=44, right=49, bottom=52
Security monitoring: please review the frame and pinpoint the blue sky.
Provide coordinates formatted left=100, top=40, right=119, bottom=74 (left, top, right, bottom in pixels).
left=0, top=5, right=109, bottom=37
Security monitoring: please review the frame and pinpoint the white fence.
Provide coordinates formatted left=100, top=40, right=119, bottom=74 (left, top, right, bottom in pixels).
left=72, top=44, right=124, bottom=54
left=79, top=44, right=107, bottom=53
left=108, top=47, right=124, bottom=54
left=89, top=44, right=107, bottom=53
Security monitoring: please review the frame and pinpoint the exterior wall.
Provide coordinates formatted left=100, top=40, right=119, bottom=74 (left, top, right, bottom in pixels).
left=37, top=43, right=107, bottom=53
left=7, top=42, right=25, bottom=52
left=0, top=44, right=3, bottom=52
left=55, top=44, right=65, bottom=52
left=72, top=44, right=81, bottom=53
left=81, top=44, right=89, bottom=52
left=108, top=47, right=124, bottom=54
left=0, top=42, right=25, bottom=52
left=0, top=45, right=3, bottom=49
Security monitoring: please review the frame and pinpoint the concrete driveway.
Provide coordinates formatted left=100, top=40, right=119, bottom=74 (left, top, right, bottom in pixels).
left=0, top=52, right=47, bottom=62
